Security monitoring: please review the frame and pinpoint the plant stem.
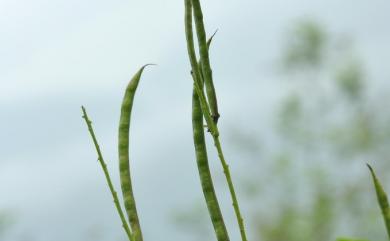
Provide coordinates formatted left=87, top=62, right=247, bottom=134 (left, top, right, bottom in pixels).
left=212, top=136, right=247, bottom=241
left=184, top=1, right=248, bottom=240
left=81, top=106, right=134, bottom=241
left=367, top=164, right=390, bottom=238
left=118, top=66, right=152, bottom=241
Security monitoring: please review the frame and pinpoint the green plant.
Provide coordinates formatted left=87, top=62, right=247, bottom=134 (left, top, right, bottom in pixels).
left=184, top=1, right=247, bottom=240
left=189, top=23, right=230, bottom=241
left=82, top=1, right=247, bottom=240
left=81, top=2, right=389, bottom=241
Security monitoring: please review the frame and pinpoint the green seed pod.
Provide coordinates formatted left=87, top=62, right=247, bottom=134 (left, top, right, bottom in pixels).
left=192, top=87, right=230, bottom=241
left=191, top=0, right=220, bottom=123
left=184, top=0, right=216, bottom=136
left=367, top=163, right=390, bottom=238
left=186, top=2, right=229, bottom=240
left=185, top=1, right=248, bottom=241
left=119, top=65, right=152, bottom=241
left=198, top=30, right=218, bottom=87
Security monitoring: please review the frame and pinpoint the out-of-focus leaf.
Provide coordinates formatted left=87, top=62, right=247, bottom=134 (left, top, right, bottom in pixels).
left=336, top=61, right=364, bottom=99
left=278, top=94, right=302, bottom=132
left=283, top=19, right=326, bottom=70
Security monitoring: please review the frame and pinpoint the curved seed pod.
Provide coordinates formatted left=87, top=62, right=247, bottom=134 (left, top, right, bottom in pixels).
left=81, top=106, right=134, bottom=241
left=191, top=0, right=220, bottom=123
left=367, top=164, right=390, bottom=238
left=192, top=86, right=230, bottom=241
left=119, top=65, right=152, bottom=241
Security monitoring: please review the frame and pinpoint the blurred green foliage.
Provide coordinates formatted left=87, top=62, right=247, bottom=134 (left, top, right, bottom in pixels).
left=283, top=20, right=326, bottom=69
left=335, top=61, right=364, bottom=100
left=255, top=19, right=390, bottom=241
left=0, top=210, right=14, bottom=238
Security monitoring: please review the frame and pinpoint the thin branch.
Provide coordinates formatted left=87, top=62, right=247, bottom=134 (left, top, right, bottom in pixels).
left=81, top=106, right=134, bottom=241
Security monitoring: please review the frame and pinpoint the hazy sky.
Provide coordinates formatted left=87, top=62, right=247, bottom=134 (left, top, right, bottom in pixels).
left=1, top=0, right=389, bottom=241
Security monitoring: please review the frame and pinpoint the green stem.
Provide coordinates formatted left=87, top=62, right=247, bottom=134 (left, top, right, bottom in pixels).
left=184, top=1, right=248, bottom=240
left=212, top=136, right=247, bottom=241
left=367, top=164, right=390, bottom=239
left=118, top=65, right=152, bottom=241
left=81, top=106, right=134, bottom=241
left=191, top=0, right=220, bottom=123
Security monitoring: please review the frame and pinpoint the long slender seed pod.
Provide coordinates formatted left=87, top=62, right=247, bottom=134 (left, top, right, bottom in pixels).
left=191, top=0, right=220, bottom=123
left=367, top=164, right=390, bottom=238
left=184, top=0, right=216, bottom=135
left=185, top=1, right=248, bottom=240
left=188, top=8, right=230, bottom=239
left=119, top=65, right=153, bottom=241
left=81, top=106, right=134, bottom=241
left=192, top=87, right=230, bottom=241
left=200, top=30, right=218, bottom=71
left=184, top=1, right=248, bottom=241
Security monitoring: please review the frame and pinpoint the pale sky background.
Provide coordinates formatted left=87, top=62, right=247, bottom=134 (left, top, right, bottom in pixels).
left=1, top=0, right=390, bottom=241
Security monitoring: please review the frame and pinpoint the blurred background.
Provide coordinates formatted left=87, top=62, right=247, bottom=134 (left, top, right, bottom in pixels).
left=1, top=0, right=390, bottom=240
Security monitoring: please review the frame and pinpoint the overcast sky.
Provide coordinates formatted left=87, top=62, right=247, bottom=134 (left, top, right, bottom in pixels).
left=1, top=0, right=389, bottom=241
